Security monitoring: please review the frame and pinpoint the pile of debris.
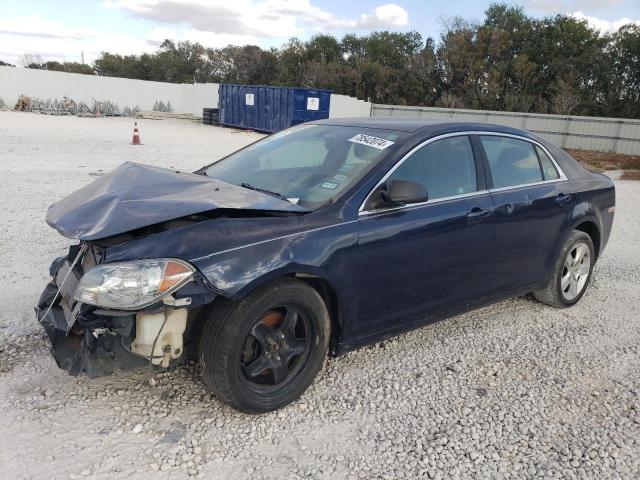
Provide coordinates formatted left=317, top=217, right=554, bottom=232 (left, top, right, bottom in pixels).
left=135, top=111, right=199, bottom=122
left=152, top=100, right=174, bottom=113
left=12, top=95, right=140, bottom=117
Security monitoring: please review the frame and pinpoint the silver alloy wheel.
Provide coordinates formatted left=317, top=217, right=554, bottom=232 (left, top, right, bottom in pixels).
left=561, top=242, right=591, bottom=301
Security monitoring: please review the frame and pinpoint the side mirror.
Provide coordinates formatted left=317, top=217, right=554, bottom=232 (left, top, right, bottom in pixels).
left=381, top=180, right=428, bottom=206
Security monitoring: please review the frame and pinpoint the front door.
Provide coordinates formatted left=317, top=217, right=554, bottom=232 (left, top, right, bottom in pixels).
left=353, top=134, right=494, bottom=335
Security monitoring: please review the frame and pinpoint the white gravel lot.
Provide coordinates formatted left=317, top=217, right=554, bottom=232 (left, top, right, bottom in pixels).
left=1, top=111, right=639, bottom=480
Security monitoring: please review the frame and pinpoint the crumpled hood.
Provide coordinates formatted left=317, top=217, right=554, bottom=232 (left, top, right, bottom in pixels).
left=46, top=161, right=309, bottom=241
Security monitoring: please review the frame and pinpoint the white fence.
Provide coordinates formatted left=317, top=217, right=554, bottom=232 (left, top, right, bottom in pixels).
left=372, top=104, right=640, bottom=155
left=0, top=66, right=218, bottom=116
left=7, top=66, right=634, bottom=154
left=0, top=67, right=371, bottom=120
left=329, top=94, right=371, bottom=118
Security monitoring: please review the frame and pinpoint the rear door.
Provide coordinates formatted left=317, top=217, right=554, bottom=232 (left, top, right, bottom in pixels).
left=353, top=134, right=494, bottom=333
left=479, top=134, right=572, bottom=297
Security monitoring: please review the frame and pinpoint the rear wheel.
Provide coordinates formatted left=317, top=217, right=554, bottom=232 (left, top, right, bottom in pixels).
left=200, top=278, right=330, bottom=413
left=534, top=230, right=595, bottom=308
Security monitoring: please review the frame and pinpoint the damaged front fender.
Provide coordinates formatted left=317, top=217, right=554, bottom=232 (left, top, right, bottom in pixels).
left=102, top=212, right=358, bottom=300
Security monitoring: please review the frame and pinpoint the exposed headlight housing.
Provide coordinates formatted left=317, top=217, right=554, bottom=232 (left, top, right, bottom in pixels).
left=74, top=259, right=195, bottom=310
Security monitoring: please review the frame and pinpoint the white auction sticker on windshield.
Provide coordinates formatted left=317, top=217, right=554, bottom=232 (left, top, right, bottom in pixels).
left=348, top=133, right=395, bottom=150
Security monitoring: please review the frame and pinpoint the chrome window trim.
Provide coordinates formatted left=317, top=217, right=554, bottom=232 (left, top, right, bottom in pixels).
left=358, top=189, right=491, bottom=218
left=358, top=130, right=568, bottom=216
left=478, top=132, right=567, bottom=186
left=488, top=178, right=566, bottom=194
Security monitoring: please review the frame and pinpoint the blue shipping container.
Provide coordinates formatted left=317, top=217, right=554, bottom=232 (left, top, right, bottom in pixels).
left=218, top=84, right=331, bottom=133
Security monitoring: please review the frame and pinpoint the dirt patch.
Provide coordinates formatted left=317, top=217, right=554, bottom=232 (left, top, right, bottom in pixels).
left=621, top=170, right=640, bottom=180
left=565, top=148, right=640, bottom=176
left=2, top=111, right=640, bottom=480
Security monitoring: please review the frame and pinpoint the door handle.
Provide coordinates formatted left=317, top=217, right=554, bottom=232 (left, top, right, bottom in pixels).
left=467, top=207, right=491, bottom=224
left=555, top=193, right=572, bottom=205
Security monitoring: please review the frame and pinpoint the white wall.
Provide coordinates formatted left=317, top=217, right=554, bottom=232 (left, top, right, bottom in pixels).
left=4, top=66, right=636, bottom=153
left=0, top=67, right=373, bottom=119
left=0, top=66, right=218, bottom=116
left=179, top=82, right=219, bottom=116
left=373, top=104, right=640, bottom=155
left=329, top=93, right=371, bottom=118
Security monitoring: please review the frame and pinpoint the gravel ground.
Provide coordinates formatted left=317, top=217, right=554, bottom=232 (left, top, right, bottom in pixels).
left=1, top=111, right=639, bottom=480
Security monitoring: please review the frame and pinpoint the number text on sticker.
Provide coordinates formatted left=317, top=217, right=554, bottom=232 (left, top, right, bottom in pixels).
left=348, top=134, right=395, bottom=150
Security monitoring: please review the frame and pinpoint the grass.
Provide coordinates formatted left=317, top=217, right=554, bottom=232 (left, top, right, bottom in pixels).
left=621, top=170, right=640, bottom=180
left=565, top=148, right=640, bottom=179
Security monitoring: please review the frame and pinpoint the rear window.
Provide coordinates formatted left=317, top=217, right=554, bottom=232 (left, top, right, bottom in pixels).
left=535, top=145, right=560, bottom=180
left=480, top=136, right=543, bottom=188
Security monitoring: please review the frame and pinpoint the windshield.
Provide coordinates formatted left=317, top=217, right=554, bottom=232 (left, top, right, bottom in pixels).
left=203, top=124, right=407, bottom=209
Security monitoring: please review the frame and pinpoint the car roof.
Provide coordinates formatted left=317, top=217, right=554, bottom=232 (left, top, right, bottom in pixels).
left=309, top=116, right=590, bottom=181
left=309, top=117, right=447, bottom=132
left=309, top=116, right=529, bottom=136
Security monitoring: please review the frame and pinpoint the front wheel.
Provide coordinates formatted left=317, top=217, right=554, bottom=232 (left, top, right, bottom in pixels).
left=534, top=230, right=595, bottom=308
left=199, top=278, right=330, bottom=413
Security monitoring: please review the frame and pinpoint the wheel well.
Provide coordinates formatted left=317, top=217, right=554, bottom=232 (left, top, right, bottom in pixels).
left=289, top=273, right=341, bottom=352
left=186, top=274, right=342, bottom=360
left=575, top=221, right=601, bottom=258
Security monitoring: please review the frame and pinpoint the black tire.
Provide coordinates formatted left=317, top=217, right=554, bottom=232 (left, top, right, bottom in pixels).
left=199, top=278, right=330, bottom=413
left=533, top=230, right=595, bottom=308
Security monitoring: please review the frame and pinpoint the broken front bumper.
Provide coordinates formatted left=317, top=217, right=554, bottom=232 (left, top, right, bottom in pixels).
left=35, top=249, right=214, bottom=378
left=35, top=254, right=147, bottom=378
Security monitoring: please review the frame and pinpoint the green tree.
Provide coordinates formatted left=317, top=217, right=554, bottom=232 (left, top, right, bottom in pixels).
left=40, top=4, right=640, bottom=119
left=95, top=52, right=152, bottom=79
left=41, top=61, right=95, bottom=75
left=306, top=35, right=342, bottom=64
left=275, top=38, right=306, bottom=86
left=607, top=25, right=640, bottom=118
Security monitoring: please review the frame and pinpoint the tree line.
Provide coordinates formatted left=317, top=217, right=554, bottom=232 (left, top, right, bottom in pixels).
left=4, top=4, right=640, bottom=118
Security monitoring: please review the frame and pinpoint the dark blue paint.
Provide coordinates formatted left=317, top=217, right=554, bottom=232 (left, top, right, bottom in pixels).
left=352, top=195, right=495, bottom=334
left=218, top=84, right=331, bottom=132
left=483, top=182, right=574, bottom=297
left=46, top=162, right=308, bottom=241
left=46, top=120, right=616, bottom=355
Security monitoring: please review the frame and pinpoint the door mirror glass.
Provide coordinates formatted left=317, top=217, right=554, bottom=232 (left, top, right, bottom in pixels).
left=382, top=180, right=428, bottom=206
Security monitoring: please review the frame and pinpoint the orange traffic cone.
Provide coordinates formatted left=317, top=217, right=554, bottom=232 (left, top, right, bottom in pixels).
left=131, top=122, right=142, bottom=145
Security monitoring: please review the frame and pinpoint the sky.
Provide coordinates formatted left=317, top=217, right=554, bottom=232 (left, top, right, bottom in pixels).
left=0, top=0, right=639, bottom=65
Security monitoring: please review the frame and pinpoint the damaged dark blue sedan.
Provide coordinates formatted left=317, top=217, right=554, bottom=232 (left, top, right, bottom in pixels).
left=37, top=118, right=615, bottom=413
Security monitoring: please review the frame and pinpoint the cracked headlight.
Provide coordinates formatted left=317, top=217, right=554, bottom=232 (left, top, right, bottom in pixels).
left=74, top=259, right=195, bottom=310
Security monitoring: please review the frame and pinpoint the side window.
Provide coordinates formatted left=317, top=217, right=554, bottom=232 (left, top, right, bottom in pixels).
left=535, top=145, right=560, bottom=180
left=387, top=136, right=477, bottom=200
left=480, top=136, right=542, bottom=188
